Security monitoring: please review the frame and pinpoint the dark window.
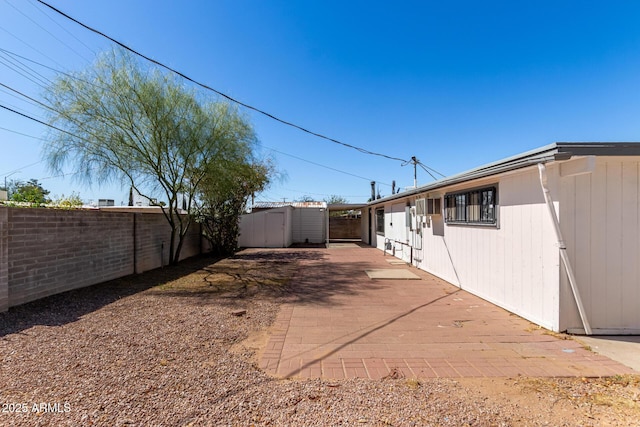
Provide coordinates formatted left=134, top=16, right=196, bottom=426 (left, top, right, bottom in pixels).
left=375, top=208, right=385, bottom=233
left=444, top=186, right=497, bottom=225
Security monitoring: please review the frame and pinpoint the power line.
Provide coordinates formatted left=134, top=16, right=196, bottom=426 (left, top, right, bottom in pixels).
left=5, top=0, right=93, bottom=64
left=0, top=48, right=214, bottom=139
left=0, top=49, right=439, bottom=190
left=263, top=145, right=392, bottom=187
left=36, top=0, right=409, bottom=163
left=0, top=81, right=55, bottom=112
left=26, top=0, right=98, bottom=57
left=279, top=187, right=366, bottom=198
left=0, top=160, right=45, bottom=177
left=0, top=51, right=53, bottom=89
left=0, top=126, right=42, bottom=140
left=0, top=21, right=67, bottom=71
left=0, top=102, right=77, bottom=140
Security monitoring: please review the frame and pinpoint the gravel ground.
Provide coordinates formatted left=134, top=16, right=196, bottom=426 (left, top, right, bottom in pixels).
left=1, top=251, right=639, bottom=426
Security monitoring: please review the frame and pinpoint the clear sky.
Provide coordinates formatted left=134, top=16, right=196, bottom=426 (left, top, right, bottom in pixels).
left=2, top=0, right=640, bottom=205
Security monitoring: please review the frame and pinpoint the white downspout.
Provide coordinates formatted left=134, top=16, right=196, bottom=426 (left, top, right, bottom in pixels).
left=537, top=163, right=592, bottom=335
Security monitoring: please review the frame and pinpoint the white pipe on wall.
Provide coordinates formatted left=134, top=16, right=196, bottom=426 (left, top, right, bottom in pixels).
left=537, top=163, right=592, bottom=335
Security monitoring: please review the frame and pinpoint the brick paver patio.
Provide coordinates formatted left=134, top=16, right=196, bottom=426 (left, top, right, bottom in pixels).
left=259, top=244, right=636, bottom=379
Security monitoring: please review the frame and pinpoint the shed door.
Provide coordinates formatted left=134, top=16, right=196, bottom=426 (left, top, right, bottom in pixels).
left=265, top=212, right=285, bottom=247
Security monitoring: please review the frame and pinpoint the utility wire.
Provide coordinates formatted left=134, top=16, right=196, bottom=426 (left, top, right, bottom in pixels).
left=0, top=51, right=53, bottom=89
left=0, top=82, right=55, bottom=112
left=36, top=0, right=409, bottom=163
left=0, top=125, right=42, bottom=140
left=0, top=160, right=45, bottom=177
left=0, top=23, right=67, bottom=71
left=418, top=162, right=437, bottom=181
left=27, top=0, right=98, bottom=57
left=6, top=0, right=93, bottom=63
left=264, top=145, right=392, bottom=187
left=418, top=160, right=446, bottom=178
left=279, top=188, right=366, bottom=198
left=0, top=102, right=77, bottom=140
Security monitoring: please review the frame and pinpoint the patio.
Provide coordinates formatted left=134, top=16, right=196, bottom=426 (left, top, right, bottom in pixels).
left=260, top=244, right=636, bottom=379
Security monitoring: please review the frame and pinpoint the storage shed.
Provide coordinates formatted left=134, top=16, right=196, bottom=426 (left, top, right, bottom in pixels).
left=238, top=206, right=294, bottom=248
left=238, top=202, right=327, bottom=248
left=365, top=143, right=640, bottom=335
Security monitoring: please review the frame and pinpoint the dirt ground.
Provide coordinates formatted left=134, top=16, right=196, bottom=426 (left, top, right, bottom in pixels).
left=0, top=251, right=638, bottom=426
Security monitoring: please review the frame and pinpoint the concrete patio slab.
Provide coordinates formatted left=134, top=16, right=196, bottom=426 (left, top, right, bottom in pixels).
left=365, top=269, right=421, bottom=280
left=385, top=259, right=407, bottom=265
left=576, top=336, right=640, bottom=371
left=259, top=246, right=637, bottom=379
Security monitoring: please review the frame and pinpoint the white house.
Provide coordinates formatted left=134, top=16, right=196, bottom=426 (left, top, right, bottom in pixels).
left=364, top=143, right=640, bottom=335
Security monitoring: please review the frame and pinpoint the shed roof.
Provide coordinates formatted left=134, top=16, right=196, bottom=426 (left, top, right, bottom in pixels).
left=369, top=142, right=640, bottom=205
left=252, top=201, right=327, bottom=210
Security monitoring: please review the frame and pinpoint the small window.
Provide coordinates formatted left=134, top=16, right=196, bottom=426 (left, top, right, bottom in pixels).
left=444, top=186, right=497, bottom=225
left=427, top=198, right=441, bottom=215
left=375, top=208, right=385, bottom=234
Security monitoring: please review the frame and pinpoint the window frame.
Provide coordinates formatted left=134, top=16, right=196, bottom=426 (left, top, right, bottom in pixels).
left=444, top=185, right=497, bottom=226
left=375, top=208, right=385, bottom=234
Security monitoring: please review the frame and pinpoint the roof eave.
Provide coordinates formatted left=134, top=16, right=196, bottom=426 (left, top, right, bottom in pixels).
left=369, top=142, right=640, bottom=206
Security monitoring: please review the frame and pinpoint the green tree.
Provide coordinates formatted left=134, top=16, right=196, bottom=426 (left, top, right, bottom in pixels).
left=324, top=195, right=350, bottom=217
left=296, top=195, right=315, bottom=202
left=195, top=158, right=274, bottom=255
left=10, top=179, right=51, bottom=205
left=43, top=48, right=265, bottom=264
left=53, top=192, right=84, bottom=209
left=324, top=195, right=348, bottom=205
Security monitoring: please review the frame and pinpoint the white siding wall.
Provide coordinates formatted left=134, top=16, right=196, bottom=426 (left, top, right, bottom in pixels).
left=238, top=207, right=293, bottom=248
left=386, top=167, right=562, bottom=330
left=292, top=208, right=326, bottom=244
left=374, top=205, right=389, bottom=251
left=387, top=203, right=412, bottom=262
left=560, top=157, right=640, bottom=333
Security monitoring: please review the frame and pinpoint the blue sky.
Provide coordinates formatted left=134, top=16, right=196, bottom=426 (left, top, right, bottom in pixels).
left=2, top=1, right=640, bottom=204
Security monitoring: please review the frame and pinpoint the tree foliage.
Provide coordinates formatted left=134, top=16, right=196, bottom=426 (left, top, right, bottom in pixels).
left=9, top=179, right=51, bottom=205
left=324, top=194, right=350, bottom=217
left=296, top=195, right=315, bottom=202
left=195, top=158, right=274, bottom=255
left=43, top=48, right=270, bottom=263
left=53, top=192, right=84, bottom=209
left=324, top=194, right=348, bottom=205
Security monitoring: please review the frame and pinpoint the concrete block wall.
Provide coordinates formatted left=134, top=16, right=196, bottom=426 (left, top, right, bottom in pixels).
left=134, top=213, right=171, bottom=273
left=0, top=208, right=8, bottom=312
left=0, top=206, right=205, bottom=311
left=6, top=208, right=135, bottom=308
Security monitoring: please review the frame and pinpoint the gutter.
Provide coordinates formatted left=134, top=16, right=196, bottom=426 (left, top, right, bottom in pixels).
left=537, top=163, right=592, bottom=335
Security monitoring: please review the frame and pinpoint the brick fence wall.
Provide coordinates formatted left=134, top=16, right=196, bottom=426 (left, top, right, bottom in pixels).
left=0, top=207, right=206, bottom=312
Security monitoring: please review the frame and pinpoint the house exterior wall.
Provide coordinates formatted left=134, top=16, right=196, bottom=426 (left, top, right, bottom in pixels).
left=370, top=166, right=562, bottom=331
left=361, top=208, right=371, bottom=245
left=560, top=156, right=640, bottom=333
